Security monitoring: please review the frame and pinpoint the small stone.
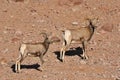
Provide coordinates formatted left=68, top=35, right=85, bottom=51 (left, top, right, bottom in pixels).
left=93, top=7, right=97, bottom=10
left=63, top=78, right=67, bottom=80
left=71, top=6, right=80, bottom=12
left=80, top=60, right=87, bottom=64
left=3, top=9, right=7, bottom=12
left=118, top=29, right=120, bottom=31
left=10, top=15, right=14, bottom=18
left=118, top=68, right=120, bottom=71
left=3, top=31, right=8, bottom=34
left=15, top=30, right=23, bottom=36
left=11, top=37, right=20, bottom=43
left=101, top=23, right=113, bottom=32
left=116, top=77, right=120, bottom=80
left=32, top=24, right=35, bottom=27
left=42, top=75, right=47, bottom=78
left=15, top=0, right=24, bottom=2
left=2, top=49, right=8, bottom=54
left=0, top=58, right=7, bottom=66
left=98, top=29, right=107, bottom=34
left=72, top=22, right=78, bottom=26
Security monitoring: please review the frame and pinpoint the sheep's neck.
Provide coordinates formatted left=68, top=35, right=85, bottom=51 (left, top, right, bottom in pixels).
left=88, top=23, right=95, bottom=41
left=43, top=41, right=50, bottom=51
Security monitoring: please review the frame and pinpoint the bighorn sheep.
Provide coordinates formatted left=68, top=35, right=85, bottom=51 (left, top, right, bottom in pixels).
left=15, top=33, right=60, bottom=73
left=60, top=18, right=98, bottom=62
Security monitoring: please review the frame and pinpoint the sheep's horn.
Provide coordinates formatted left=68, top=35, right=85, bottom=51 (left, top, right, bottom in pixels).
left=40, top=32, right=47, bottom=39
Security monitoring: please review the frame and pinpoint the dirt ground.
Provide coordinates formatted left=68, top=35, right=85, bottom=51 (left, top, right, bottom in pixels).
left=0, top=0, right=120, bottom=80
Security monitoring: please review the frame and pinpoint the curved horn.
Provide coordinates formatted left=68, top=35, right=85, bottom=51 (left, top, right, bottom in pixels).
left=40, top=32, right=47, bottom=39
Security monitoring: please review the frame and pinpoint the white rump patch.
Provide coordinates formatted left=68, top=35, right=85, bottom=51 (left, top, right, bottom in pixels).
left=20, top=44, right=26, bottom=54
left=64, top=30, right=71, bottom=42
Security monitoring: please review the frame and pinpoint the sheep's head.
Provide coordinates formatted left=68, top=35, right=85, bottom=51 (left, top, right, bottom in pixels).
left=85, top=17, right=99, bottom=29
left=39, top=33, right=50, bottom=44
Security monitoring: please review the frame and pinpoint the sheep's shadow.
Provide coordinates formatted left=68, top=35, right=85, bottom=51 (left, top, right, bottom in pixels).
left=11, top=63, right=40, bottom=73
left=54, top=47, right=83, bottom=62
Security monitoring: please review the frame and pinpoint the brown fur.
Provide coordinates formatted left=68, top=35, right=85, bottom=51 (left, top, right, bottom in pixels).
left=15, top=33, right=60, bottom=73
left=60, top=19, right=97, bottom=62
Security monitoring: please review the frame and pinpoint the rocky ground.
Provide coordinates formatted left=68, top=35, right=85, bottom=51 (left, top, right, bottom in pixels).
left=0, top=0, right=120, bottom=80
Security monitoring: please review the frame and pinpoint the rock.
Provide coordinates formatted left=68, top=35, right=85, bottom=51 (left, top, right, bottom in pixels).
left=101, top=23, right=113, bottom=32
left=58, top=0, right=83, bottom=6
left=118, top=23, right=120, bottom=31
left=11, top=37, right=20, bottom=43
left=69, top=0, right=83, bottom=6
left=0, top=58, right=7, bottom=66
left=15, top=0, right=24, bottom=2
left=10, top=15, right=14, bottom=18
left=15, top=30, right=23, bottom=36
left=116, top=77, right=120, bottom=80
left=98, top=29, right=107, bottom=34
left=80, top=60, right=87, bottom=64
left=42, top=75, right=48, bottom=78
left=3, top=31, right=8, bottom=34
left=2, top=49, right=8, bottom=54
left=71, top=6, right=80, bottom=12
left=9, top=0, right=24, bottom=2
left=58, top=0, right=70, bottom=6
left=72, top=21, right=78, bottom=26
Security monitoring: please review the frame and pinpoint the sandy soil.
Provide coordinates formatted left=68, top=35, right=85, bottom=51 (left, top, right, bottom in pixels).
left=0, top=0, right=120, bottom=80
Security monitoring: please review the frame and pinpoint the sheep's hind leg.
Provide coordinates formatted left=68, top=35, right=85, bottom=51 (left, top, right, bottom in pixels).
left=60, top=40, right=66, bottom=62
left=15, top=59, right=22, bottom=73
left=16, top=53, right=26, bottom=73
left=15, top=61, right=18, bottom=73
left=17, top=56, right=24, bottom=73
left=60, top=47, right=63, bottom=60
left=60, top=46, right=66, bottom=62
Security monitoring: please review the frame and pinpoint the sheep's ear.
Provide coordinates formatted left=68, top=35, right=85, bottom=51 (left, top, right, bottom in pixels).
left=92, top=17, right=100, bottom=28
left=85, top=17, right=99, bottom=28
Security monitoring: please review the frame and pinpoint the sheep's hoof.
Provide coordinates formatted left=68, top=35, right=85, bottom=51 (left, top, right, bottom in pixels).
left=39, top=69, right=43, bottom=72
left=81, top=55, right=88, bottom=60
left=61, top=59, right=65, bottom=62
left=38, top=67, right=44, bottom=72
left=61, top=59, right=63, bottom=62
left=15, top=70, right=20, bottom=73
left=85, top=56, right=89, bottom=60
left=59, top=57, right=63, bottom=62
left=59, top=56, right=62, bottom=60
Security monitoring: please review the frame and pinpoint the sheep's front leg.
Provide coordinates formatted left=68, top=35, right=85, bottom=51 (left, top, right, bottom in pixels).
left=60, top=46, right=64, bottom=61
left=39, top=54, right=44, bottom=71
left=15, top=55, right=22, bottom=73
left=81, top=41, right=88, bottom=59
left=60, top=41, right=71, bottom=62
left=15, top=61, right=18, bottom=72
